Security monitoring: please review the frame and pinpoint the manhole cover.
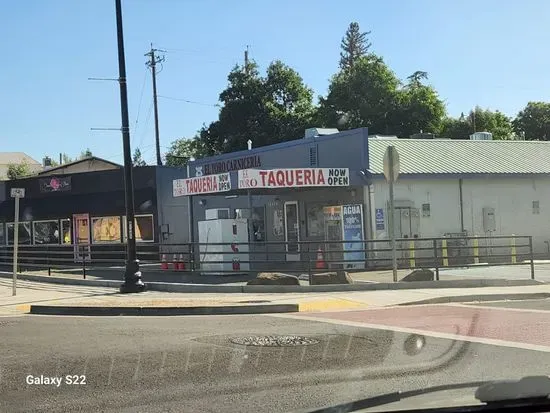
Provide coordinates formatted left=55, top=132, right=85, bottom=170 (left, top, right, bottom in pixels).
left=230, top=335, right=320, bottom=347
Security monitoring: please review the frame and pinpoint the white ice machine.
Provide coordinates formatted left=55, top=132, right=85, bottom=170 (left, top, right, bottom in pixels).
left=197, top=218, right=250, bottom=274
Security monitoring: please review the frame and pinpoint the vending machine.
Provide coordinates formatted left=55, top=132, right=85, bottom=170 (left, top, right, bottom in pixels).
left=322, top=204, right=366, bottom=269
left=198, top=217, right=250, bottom=274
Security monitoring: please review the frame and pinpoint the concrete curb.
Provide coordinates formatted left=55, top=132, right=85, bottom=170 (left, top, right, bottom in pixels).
left=0, top=272, right=121, bottom=288
left=29, top=303, right=299, bottom=316
left=0, top=272, right=542, bottom=293
left=399, top=292, right=550, bottom=306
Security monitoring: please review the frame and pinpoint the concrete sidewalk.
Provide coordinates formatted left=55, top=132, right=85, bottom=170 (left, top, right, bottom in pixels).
left=2, top=277, right=550, bottom=317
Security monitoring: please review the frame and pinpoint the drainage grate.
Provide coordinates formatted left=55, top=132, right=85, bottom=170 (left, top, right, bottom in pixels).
left=237, top=300, right=271, bottom=304
left=230, top=335, right=320, bottom=347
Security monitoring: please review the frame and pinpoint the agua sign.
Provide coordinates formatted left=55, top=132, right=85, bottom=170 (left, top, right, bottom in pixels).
left=238, top=168, right=349, bottom=189
left=173, top=173, right=231, bottom=197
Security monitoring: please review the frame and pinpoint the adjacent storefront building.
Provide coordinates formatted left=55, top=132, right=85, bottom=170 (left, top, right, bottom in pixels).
left=0, top=157, right=188, bottom=261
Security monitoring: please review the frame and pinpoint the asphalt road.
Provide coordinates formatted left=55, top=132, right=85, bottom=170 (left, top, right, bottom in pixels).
left=2, top=302, right=550, bottom=413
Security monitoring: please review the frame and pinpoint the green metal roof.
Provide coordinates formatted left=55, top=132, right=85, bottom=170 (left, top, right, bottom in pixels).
left=368, top=139, right=550, bottom=175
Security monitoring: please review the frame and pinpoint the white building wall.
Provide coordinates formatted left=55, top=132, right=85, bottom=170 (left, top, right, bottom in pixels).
left=372, top=175, right=550, bottom=255
left=462, top=176, right=550, bottom=255
left=372, top=178, right=461, bottom=238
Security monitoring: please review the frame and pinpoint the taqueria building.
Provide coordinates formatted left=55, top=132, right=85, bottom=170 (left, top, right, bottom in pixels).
left=173, top=127, right=371, bottom=272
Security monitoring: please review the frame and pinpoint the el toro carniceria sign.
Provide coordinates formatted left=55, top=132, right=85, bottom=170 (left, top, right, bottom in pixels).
left=195, top=155, right=261, bottom=177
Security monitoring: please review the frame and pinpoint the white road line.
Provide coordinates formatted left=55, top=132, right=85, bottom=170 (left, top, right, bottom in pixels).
left=269, top=313, right=550, bottom=354
left=449, top=302, right=550, bottom=314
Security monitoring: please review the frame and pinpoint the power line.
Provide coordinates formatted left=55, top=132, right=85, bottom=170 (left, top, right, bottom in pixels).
left=156, top=46, right=240, bottom=65
left=137, top=100, right=154, bottom=149
left=158, top=95, right=220, bottom=107
left=133, top=68, right=149, bottom=135
left=157, top=46, right=236, bottom=54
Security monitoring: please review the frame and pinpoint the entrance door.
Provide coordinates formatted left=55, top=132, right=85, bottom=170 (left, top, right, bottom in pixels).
left=325, top=219, right=344, bottom=269
left=284, top=201, right=300, bottom=261
left=73, top=214, right=91, bottom=262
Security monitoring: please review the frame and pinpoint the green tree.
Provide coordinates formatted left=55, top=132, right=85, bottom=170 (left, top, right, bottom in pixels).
left=42, top=156, right=59, bottom=167
left=320, top=24, right=446, bottom=136
left=214, top=61, right=266, bottom=152
left=62, top=153, right=72, bottom=164
left=339, top=22, right=371, bottom=71
left=261, top=60, right=315, bottom=145
left=195, top=59, right=315, bottom=154
left=513, top=102, right=550, bottom=140
left=80, top=148, right=93, bottom=159
left=470, top=107, right=513, bottom=140
left=440, top=107, right=513, bottom=140
left=318, top=55, right=401, bottom=134
left=395, top=72, right=446, bottom=137
left=132, top=148, right=147, bottom=167
left=406, top=71, right=429, bottom=87
left=165, top=137, right=207, bottom=166
left=7, top=161, right=31, bottom=180
left=439, top=114, right=471, bottom=140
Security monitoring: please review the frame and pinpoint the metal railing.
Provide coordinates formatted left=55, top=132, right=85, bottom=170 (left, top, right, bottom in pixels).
left=0, top=234, right=536, bottom=281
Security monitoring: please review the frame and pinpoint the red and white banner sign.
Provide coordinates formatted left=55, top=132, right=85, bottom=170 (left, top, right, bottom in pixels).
left=173, top=173, right=232, bottom=197
left=238, top=168, right=349, bottom=189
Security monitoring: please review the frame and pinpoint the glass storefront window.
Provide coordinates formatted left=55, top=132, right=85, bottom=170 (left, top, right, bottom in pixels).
left=33, top=220, right=60, bottom=245
left=306, top=204, right=325, bottom=237
left=251, top=207, right=265, bottom=241
left=0, top=223, right=4, bottom=245
left=61, top=219, right=72, bottom=244
left=122, top=215, right=154, bottom=242
left=7, top=222, right=32, bottom=245
left=284, top=201, right=300, bottom=253
left=91, top=216, right=122, bottom=244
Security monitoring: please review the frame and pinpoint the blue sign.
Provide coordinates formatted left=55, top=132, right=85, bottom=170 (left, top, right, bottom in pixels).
left=342, top=204, right=365, bottom=269
left=375, top=208, right=385, bottom=230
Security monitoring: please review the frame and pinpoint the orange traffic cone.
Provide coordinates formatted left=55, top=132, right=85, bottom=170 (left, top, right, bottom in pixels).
left=316, top=248, right=327, bottom=269
left=177, top=254, right=186, bottom=271
left=172, top=254, right=178, bottom=270
left=160, top=254, right=168, bottom=270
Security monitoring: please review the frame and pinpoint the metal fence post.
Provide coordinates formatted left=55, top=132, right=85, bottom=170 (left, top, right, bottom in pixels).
left=409, top=239, right=415, bottom=269
left=307, top=244, right=312, bottom=285
left=47, top=245, right=51, bottom=276
left=190, top=243, right=196, bottom=272
left=473, top=236, right=479, bottom=264
left=529, top=236, right=535, bottom=280
left=433, top=239, right=440, bottom=281
left=82, top=247, right=86, bottom=279
left=511, top=234, right=517, bottom=264
left=441, top=239, right=449, bottom=267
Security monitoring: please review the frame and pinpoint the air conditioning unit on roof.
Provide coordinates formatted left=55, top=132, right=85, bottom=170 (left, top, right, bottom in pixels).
left=304, top=128, right=339, bottom=139
left=470, top=132, right=493, bottom=141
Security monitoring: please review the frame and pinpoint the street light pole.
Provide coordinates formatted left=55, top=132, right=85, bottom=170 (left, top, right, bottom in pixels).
left=115, top=0, right=146, bottom=293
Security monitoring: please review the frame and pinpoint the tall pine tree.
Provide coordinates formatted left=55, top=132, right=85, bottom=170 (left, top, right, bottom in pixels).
left=339, top=22, right=371, bottom=70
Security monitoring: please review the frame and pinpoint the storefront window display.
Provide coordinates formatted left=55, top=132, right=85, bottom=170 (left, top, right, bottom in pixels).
left=92, top=216, right=122, bottom=244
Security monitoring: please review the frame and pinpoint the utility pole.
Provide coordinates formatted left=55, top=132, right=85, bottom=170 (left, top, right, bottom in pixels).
left=115, top=0, right=146, bottom=293
left=244, top=45, right=249, bottom=74
left=145, top=44, right=165, bottom=166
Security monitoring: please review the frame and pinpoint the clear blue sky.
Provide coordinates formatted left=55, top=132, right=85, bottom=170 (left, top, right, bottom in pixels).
left=2, top=0, right=550, bottom=165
